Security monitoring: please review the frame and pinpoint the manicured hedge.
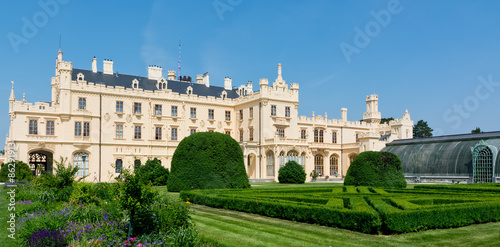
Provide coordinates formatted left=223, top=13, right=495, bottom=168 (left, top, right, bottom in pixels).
left=181, top=190, right=381, bottom=233
left=181, top=185, right=500, bottom=234
left=344, top=151, right=406, bottom=188
left=167, top=132, right=250, bottom=192
left=0, top=161, right=33, bottom=182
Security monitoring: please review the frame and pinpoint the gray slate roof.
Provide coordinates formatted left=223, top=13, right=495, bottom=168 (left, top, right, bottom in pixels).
left=72, top=69, right=240, bottom=99
left=387, top=131, right=500, bottom=146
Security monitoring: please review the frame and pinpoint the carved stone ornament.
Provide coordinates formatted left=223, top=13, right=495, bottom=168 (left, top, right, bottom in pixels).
left=217, top=121, right=222, bottom=129
left=126, top=114, right=132, bottom=123
left=104, top=113, right=111, bottom=122
left=200, top=120, right=205, bottom=128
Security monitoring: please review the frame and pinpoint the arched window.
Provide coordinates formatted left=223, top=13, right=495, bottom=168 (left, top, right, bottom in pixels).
left=115, top=159, right=123, bottom=173
left=132, top=79, right=139, bottom=89
left=266, top=151, right=275, bottom=176
left=279, top=151, right=285, bottom=168
left=300, top=152, right=306, bottom=168
left=221, top=91, right=227, bottom=100
left=349, top=153, right=357, bottom=165
left=73, top=152, right=89, bottom=177
left=186, top=86, right=193, bottom=95
left=314, top=154, right=324, bottom=176
left=330, top=154, right=339, bottom=176
left=287, top=150, right=299, bottom=163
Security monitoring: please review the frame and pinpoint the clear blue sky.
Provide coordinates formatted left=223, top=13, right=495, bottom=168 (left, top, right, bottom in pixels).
left=2, top=0, right=500, bottom=147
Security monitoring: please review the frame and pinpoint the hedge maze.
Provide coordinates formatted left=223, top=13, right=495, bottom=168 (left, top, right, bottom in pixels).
left=180, top=184, right=500, bottom=234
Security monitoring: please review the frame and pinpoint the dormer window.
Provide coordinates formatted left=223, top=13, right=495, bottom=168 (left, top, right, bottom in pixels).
left=77, top=73, right=84, bottom=82
left=132, top=79, right=139, bottom=89
left=186, top=86, right=193, bottom=95
left=157, top=78, right=167, bottom=90
left=221, top=91, right=227, bottom=100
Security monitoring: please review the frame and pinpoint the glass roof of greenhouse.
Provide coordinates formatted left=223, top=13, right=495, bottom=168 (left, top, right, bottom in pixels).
left=382, top=132, right=500, bottom=177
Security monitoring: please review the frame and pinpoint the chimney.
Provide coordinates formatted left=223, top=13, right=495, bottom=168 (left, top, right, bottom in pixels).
left=196, top=75, right=203, bottom=84
left=167, top=71, right=176, bottom=80
left=148, top=65, right=162, bottom=80
left=341, top=108, right=347, bottom=122
left=103, top=59, right=113, bottom=75
left=92, top=57, right=97, bottom=73
left=203, top=73, right=210, bottom=87
left=224, top=77, right=232, bottom=90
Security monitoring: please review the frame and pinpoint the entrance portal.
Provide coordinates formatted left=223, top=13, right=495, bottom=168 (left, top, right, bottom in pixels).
left=247, top=154, right=256, bottom=178
left=29, top=150, right=53, bottom=176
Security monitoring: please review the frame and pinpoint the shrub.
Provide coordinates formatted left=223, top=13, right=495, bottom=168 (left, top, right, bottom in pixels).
left=136, top=158, right=169, bottom=186
left=167, top=132, right=250, bottom=192
left=26, top=229, right=67, bottom=247
left=344, top=151, right=406, bottom=188
left=278, top=161, right=306, bottom=184
left=0, top=161, right=33, bottom=182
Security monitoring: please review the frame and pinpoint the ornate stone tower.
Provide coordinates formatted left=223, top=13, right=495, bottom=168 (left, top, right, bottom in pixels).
left=362, top=94, right=381, bottom=124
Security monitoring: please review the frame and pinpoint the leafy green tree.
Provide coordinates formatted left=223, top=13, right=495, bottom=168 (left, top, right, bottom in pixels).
left=278, top=161, right=306, bottom=184
left=0, top=161, right=33, bottom=182
left=136, top=158, right=169, bottom=186
left=413, top=120, right=433, bottom=138
left=471, top=127, right=482, bottom=134
left=380, top=117, right=395, bottom=124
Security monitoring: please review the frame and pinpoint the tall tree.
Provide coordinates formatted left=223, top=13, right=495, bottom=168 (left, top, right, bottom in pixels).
left=413, top=120, right=433, bottom=138
left=471, top=127, right=482, bottom=134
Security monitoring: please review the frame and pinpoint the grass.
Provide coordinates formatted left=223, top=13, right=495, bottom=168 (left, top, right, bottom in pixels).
left=155, top=184, right=500, bottom=247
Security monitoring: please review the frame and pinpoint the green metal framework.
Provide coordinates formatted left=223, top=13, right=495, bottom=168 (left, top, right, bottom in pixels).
left=471, top=140, right=498, bottom=183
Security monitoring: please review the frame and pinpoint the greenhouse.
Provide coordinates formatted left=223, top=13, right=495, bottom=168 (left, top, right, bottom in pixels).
left=382, top=131, right=500, bottom=183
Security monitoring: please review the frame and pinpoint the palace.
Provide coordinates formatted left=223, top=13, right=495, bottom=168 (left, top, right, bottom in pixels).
left=5, top=49, right=413, bottom=182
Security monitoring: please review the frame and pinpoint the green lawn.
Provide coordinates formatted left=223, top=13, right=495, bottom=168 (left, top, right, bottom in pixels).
left=156, top=184, right=500, bottom=247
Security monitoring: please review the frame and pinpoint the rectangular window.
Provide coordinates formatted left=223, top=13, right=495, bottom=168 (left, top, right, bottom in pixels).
left=134, top=125, right=142, bottom=139
left=75, top=122, right=82, bottom=136
left=285, top=106, right=290, bottom=117
left=190, top=128, right=196, bottom=135
left=249, top=128, right=254, bottom=141
left=116, top=124, right=123, bottom=139
left=225, top=111, right=231, bottom=121
left=116, top=101, right=123, bottom=113
left=171, top=127, right=178, bottom=141
left=250, top=107, right=253, bottom=118
left=155, top=126, right=162, bottom=140
left=83, top=122, right=90, bottom=137
left=314, top=129, right=323, bottom=142
left=190, top=108, right=196, bottom=118
left=240, top=130, right=244, bottom=142
left=240, top=110, right=243, bottom=120
left=301, top=129, right=307, bottom=140
left=225, top=130, right=231, bottom=135
left=155, top=104, right=162, bottom=116
left=271, top=105, right=276, bottom=116
left=332, top=132, right=337, bottom=144
left=78, top=98, right=86, bottom=110
left=277, top=127, right=285, bottom=138
left=46, top=120, right=54, bottom=135
left=208, top=109, right=214, bottom=120
left=319, top=130, right=324, bottom=143
left=356, top=134, right=359, bottom=142
left=208, top=129, right=214, bottom=132
left=29, top=119, right=38, bottom=135
left=171, top=106, right=178, bottom=117
left=115, top=159, right=123, bottom=173
left=134, top=103, right=142, bottom=114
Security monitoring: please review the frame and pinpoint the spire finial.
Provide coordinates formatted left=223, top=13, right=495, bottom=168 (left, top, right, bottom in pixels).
left=277, top=63, right=282, bottom=81
left=22, top=93, right=26, bottom=103
left=9, top=81, right=15, bottom=101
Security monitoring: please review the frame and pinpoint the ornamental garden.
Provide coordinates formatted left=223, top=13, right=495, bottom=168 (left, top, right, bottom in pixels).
left=2, top=132, right=500, bottom=246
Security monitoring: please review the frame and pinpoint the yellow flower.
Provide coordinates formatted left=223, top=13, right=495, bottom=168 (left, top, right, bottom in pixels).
left=186, top=201, right=191, bottom=204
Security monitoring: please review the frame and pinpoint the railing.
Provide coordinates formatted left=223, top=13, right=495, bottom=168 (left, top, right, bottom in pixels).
left=26, top=135, right=57, bottom=141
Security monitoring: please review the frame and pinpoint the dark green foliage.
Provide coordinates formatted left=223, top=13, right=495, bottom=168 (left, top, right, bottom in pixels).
left=0, top=161, right=33, bottom=182
left=471, top=127, right=482, bottom=133
left=168, top=132, right=250, bottom=192
left=136, top=158, right=169, bottom=186
left=344, top=151, right=406, bottom=188
left=413, top=119, right=433, bottom=138
left=118, top=167, right=158, bottom=237
left=278, top=161, right=306, bottom=184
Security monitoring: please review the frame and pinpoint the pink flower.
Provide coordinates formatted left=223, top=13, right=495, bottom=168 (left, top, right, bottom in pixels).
left=137, top=244, right=143, bottom=247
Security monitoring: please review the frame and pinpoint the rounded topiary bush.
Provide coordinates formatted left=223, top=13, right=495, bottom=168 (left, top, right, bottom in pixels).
left=278, top=161, right=306, bottom=184
left=167, top=132, right=250, bottom=192
left=344, top=151, right=406, bottom=188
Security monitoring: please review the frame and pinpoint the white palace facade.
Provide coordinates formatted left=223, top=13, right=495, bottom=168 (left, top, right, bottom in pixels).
left=4, top=50, right=413, bottom=182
